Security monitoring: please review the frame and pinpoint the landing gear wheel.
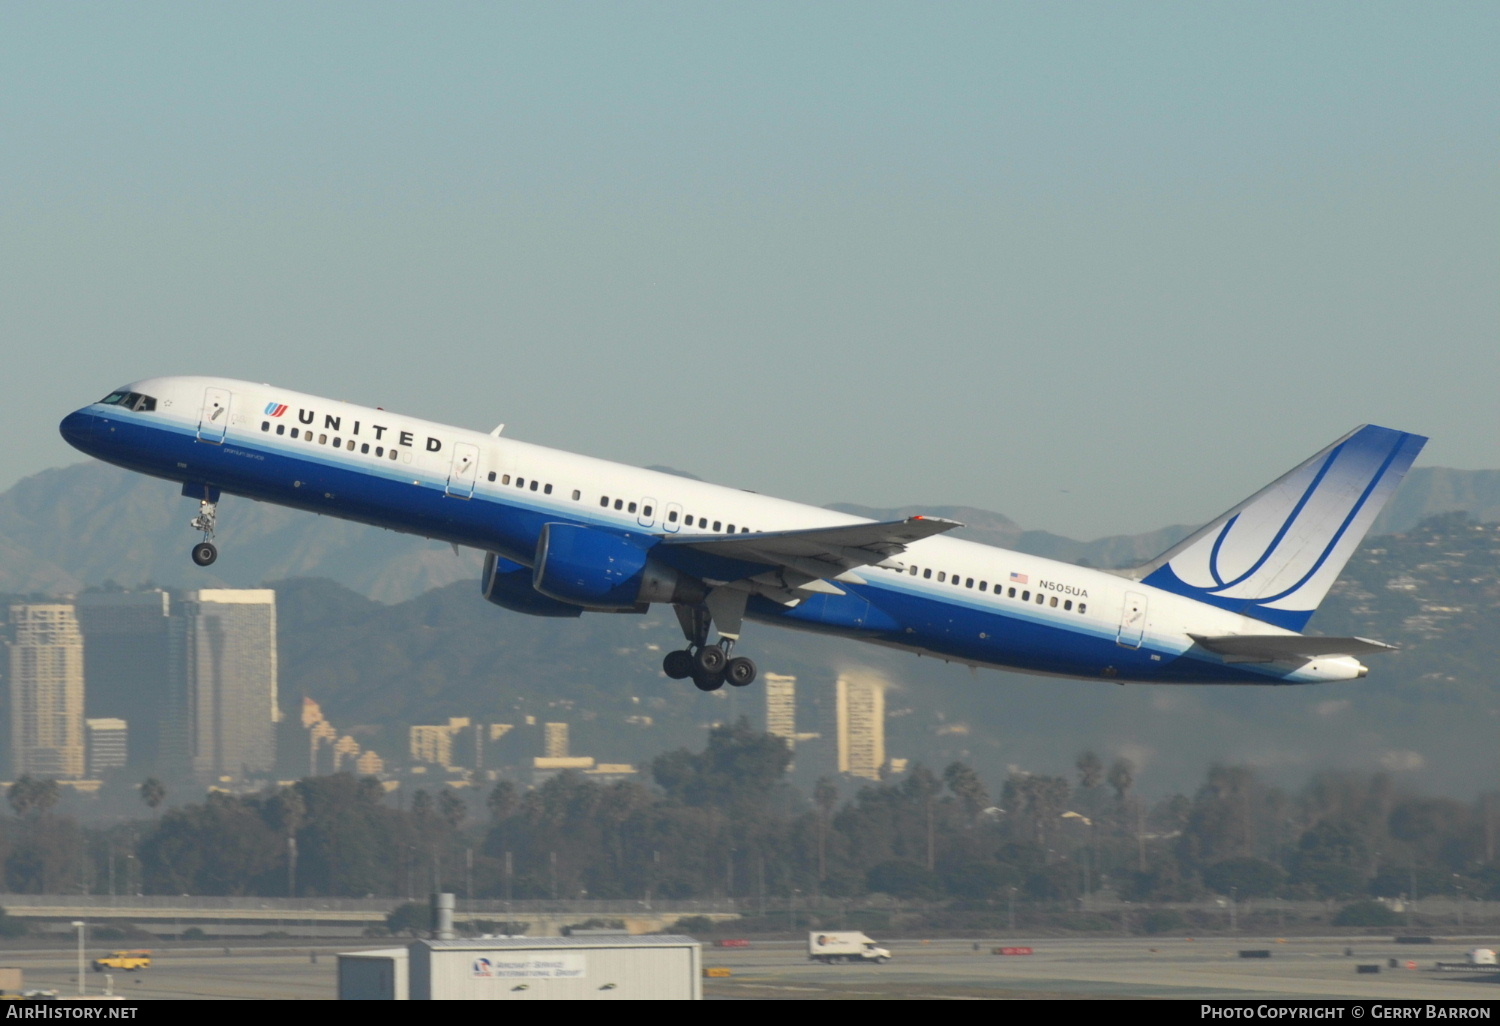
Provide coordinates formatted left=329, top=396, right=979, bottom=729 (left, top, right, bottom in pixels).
left=695, top=645, right=727, bottom=676
left=691, top=670, right=724, bottom=692
left=191, top=542, right=218, bottom=567
left=725, top=656, right=757, bottom=687
left=662, top=650, right=693, bottom=680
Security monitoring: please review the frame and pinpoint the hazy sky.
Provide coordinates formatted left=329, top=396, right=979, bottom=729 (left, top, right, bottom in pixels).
left=3, top=2, right=1495, bottom=539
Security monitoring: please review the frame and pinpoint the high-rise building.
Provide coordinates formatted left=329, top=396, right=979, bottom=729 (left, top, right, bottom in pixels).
left=74, top=590, right=170, bottom=769
left=544, top=722, right=570, bottom=758
left=835, top=674, right=885, bottom=781
left=164, top=590, right=278, bottom=781
left=8, top=604, right=86, bottom=779
left=85, top=718, right=129, bottom=777
left=409, top=718, right=472, bottom=768
left=764, top=673, right=797, bottom=749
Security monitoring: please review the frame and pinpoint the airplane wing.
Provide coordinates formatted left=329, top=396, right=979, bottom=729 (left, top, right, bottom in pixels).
left=1188, top=634, right=1395, bottom=661
left=660, top=516, right=963, bottom=596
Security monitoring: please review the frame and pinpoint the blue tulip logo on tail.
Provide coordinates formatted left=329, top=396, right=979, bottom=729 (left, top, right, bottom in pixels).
left=1135, top=425, right=1427, bottom=632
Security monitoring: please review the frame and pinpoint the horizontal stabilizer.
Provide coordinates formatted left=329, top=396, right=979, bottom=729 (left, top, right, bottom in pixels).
left=1188, top=633, right=1395, bottom=661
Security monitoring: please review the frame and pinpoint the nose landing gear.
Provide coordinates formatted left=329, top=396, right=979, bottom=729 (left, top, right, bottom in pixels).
left=190, top=498, right=218, bottom=566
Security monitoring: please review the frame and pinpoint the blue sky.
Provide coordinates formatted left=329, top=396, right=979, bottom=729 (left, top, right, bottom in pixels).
left=3, top=2, right=1495, bottom=538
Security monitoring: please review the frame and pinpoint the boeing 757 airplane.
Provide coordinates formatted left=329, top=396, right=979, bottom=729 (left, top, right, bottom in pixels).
left=60, top=377, right=1425, bottom=691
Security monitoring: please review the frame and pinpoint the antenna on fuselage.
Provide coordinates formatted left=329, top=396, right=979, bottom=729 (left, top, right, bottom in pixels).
left=489, top=424, right=505, bottom=437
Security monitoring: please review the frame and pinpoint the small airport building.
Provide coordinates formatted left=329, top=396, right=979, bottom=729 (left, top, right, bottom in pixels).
left=338, top=935, right=702, bottom=1000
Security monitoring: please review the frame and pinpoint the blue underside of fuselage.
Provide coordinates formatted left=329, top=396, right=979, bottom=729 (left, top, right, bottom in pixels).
left=67, top=409, right=1302, bottom=685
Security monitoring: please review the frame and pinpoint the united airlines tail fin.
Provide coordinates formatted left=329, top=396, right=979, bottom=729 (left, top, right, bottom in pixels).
left=1132, top=425, right=1427, bottom=631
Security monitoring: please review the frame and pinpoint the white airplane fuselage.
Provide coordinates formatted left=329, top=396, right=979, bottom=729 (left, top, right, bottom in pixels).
left=59, top=376, right=1401, bottom=686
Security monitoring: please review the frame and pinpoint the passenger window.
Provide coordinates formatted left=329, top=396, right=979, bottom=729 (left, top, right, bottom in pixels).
left=1078, top=603, right=1087, bottom=614
left=923, top=569, right=932, bottom=579
left=965, top=578, right=974, bottom=588
left=668, top=510, right=678, bottom=522
left=713, top=521, right=722, bottom=532
left=1049, top=596, right=1058, bottom=607
left=261, top=421, right=270, bottom=432
left=615, top=499, right=624, bottom=510
left=1022, top=591, right=1029, bottom=601
left=909, top=566, right=918, bottom=575
left=544, top=484, right=553, bottom=495
left=979, top=581, right=988, bottom=592
left=1036, top=593, right=1044, bottom=605
left=937, top=572, right=946, bottom=583
left=376, top=447, right=384, bottom=457
left=742, top=527, right=749, bottom=533
left=530, top=481, right=539, bottom=492
left=319, top=434, right=328, bottom=444
left=503, top=475, right=512, bottom=485
left=389, top=449, right=398, bottom=459
left=333, top=437, right=341, bottom=447
left=516, top=478, right=525, bottom=488
left=726, top=524, right=734, bottom=533
left=347, top=440, right=355, bottom=451
left=572, top=490, right=581, bottom=501
left=643, top=505, right=653, bottom=517
left=487, top=471, right=495, bottom=481
left=1064, top=600, right=1073, bottom=611
left=1008, top=587, right=1016, bottom=598
left=628, top=501, right=637, bottom=512
left=276, top=424, right=286, bottom=436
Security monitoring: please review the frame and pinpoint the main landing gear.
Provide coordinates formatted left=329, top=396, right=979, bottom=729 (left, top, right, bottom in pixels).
left=190, top=497, right=218, bottom=566
left=662, top=643, right=758, bottom=693
left=663, top=595, right=758, bottom=692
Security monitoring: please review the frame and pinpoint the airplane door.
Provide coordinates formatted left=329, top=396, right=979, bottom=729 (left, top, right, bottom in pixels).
left=1117, top=592, right=1147, bottom=649
left=637, top=496, right=657, bottom=528
left=663, top=502, right=683, bottom=533
left=445, top=443, right=480, bottom=499
left=197, top=387, right=232, bottom=443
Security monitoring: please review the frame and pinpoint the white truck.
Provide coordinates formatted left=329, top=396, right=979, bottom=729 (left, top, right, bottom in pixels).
left=808, top=931, right=893, bottom=964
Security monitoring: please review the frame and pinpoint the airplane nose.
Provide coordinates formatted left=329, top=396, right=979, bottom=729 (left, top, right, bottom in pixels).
left=59, top=410, right=95, bottom=451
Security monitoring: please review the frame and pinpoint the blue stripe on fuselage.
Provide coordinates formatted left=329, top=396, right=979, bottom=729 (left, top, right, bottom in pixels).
left=75, top=409, right=1306, bottom=686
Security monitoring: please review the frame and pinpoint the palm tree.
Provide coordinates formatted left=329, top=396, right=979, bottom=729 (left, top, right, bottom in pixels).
left=139, top=778, right=166, bottom=816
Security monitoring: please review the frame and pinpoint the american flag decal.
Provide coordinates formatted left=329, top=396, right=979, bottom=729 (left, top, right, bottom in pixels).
left=1010, top=572, right=1028, bottom=584
left=264, top=403, right=288, bottom=417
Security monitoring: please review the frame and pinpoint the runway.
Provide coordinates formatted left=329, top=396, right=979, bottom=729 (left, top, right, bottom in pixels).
left=2, top=935, right=1496, bottom=999
left=698, top=936, right=1500, bottom=1001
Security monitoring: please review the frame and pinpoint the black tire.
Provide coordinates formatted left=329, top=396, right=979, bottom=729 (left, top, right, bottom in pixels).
left=692, top=669, right=724, bottom=692
left=725, top=656, right=757, bottom=687
left=191, top=542, right=218, bottom=566
left=663, top=650, right=693, bottom=679
left=695, top=645, right=727, bottom=675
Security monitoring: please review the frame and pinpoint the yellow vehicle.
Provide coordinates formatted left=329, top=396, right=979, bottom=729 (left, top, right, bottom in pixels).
left=92, top=950, right=152, bottom=972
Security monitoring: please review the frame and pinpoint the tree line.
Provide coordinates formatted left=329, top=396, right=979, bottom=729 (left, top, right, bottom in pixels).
left=1, top=721, right=1497, bottom=908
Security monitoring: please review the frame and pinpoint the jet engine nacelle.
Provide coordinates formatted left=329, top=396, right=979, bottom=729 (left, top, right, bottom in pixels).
left=533, top=522, right=704, bottom=611
left=481, top=552, right=583, bottom=618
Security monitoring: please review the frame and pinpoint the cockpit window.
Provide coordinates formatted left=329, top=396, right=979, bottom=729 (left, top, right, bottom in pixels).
left=98, top=391, right=156, bottom=412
